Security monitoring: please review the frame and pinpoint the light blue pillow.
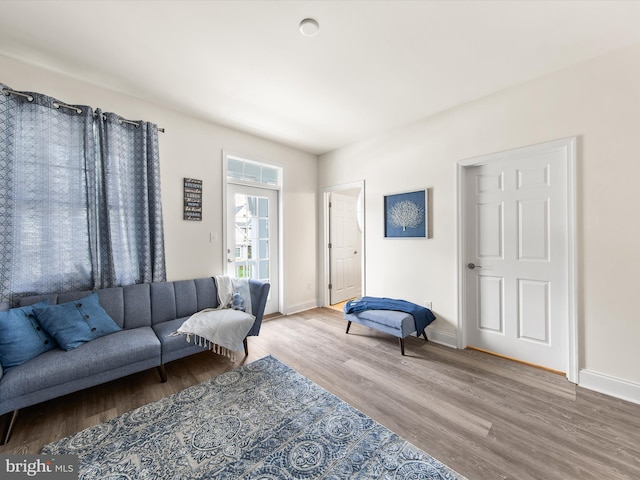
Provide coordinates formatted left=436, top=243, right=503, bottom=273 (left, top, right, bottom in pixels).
left=229, top=292, right=246, bottom=312
left=33, top=293, right=121, bottom=351
left=0, top=300, right=57, bottom=369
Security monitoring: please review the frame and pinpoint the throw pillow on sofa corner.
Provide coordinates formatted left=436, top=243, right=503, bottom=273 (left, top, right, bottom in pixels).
left=33, top=293, right=121, bottom=351
left=0, top=300, right=57, bottom=369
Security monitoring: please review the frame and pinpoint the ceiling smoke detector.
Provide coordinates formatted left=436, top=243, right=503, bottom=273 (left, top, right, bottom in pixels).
left=299, top=18, right=319, bottom=37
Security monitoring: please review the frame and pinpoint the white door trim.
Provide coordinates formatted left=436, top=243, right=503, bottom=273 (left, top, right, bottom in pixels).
left=320, top=180, right=366, bottom=307
left=456, top=137, right=578, bottom=383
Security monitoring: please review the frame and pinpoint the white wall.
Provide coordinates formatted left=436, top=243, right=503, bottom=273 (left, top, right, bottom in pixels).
left=319, top=42, right=640, bottom=394
left=0, top=54, right=318, bottom=314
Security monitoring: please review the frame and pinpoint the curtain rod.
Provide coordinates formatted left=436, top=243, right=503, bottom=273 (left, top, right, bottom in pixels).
left=2, top=87, right=165, bottom=133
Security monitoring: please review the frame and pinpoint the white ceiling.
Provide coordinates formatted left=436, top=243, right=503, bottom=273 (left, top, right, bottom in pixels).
left=2, top=1, right=640, bottom=155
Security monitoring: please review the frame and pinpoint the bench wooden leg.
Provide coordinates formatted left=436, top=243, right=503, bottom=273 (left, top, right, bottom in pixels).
left=1, top=410, right=19, bottom=445
left=243, top=338, right=249, bottom=356
left=399, top=337, right=405, bottom=356
left=345, top=321, right=352, bottom=334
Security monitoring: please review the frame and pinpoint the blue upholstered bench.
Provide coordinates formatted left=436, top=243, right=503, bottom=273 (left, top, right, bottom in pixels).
left=344, top=309, right=428, bottom=355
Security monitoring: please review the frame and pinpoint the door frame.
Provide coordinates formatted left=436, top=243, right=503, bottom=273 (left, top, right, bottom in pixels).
left=222, top=151, right=283, bottom=315
left=321, top=180, right=366, bottom=307
left=456, top=137, right=578, bottom=383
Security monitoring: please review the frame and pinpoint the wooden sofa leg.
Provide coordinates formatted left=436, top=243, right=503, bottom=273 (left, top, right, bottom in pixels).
left=1, top=410, right=19, bottom=445
left=243, top=338, right=249, bottom=356
left=399, top=337, right=405, bottom=356
left=157, top=364, right=167, bottom=383
left=422, top=330, right=429, bottom=342
left=345, top=321, right=352, bottom=334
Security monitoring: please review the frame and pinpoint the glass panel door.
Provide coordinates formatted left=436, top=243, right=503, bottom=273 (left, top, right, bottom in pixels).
left=226, top=183, right=278, bottom=314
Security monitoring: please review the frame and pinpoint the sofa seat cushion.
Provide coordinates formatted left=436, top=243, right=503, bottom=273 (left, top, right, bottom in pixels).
left=0, top=327, right=160, bottom=402
left=153, top=317, right=201, bottom=356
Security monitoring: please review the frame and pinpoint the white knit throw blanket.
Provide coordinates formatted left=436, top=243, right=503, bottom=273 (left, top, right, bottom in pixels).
left=175, top=308, right=255, bottom=360
left=172, top=276, right=255, bottom=360
left=215, top=275, right=253, bottom=315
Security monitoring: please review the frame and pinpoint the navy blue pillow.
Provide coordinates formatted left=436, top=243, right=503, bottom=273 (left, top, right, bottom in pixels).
left=33, top=293, right=121, bottom=351
left=0, top=300, right=57, bottom=369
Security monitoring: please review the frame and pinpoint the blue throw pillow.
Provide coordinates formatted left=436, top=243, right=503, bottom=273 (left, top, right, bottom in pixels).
left=33, top=293, right=121, bottom=351
left=0, top=300, right=57, bottom=369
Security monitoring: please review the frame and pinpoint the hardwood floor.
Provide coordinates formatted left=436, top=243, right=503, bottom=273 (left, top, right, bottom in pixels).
left=2, top=307, right=639, bottom=479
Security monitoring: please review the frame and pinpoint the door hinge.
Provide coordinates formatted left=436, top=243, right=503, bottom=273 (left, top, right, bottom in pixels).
left=328, top=284, right=333, bottom=290
left=328, top=243, right=332, bottom=249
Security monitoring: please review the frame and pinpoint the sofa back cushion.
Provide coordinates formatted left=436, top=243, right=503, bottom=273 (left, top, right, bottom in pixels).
left=122, top=283, right=151, bottom=329
left=150, top=278, right=219, bottom=326
left=194, top=278, right=219, bottom=311
left=150, top=282, right=177, bottom=324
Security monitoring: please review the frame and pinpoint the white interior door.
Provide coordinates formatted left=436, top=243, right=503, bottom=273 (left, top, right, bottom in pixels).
left=329, top=192, right=361, bottom=304
left=463, top=140, right=573, bottom=374
left=226, top=183, right=278, bottom=314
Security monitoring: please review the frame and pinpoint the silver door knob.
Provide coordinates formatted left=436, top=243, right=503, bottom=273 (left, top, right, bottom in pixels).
left=467, top=263, right=482, bottom=269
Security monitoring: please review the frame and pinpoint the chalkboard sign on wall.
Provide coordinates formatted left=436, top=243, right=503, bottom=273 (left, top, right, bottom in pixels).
left=184, top=178, right=202, bottom=221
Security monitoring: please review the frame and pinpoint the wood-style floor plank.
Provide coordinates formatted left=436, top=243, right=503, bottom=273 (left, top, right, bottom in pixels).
left=1, top=307, right=639, bottom=479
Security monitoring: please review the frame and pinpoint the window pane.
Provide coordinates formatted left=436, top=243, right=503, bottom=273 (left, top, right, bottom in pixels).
left=259, top=219, right=268, bottom=238
left=244, top=162, right=260, bottom=182
left=228, top=158, right=244, bottom=179
left=259, top=260, right=269, bottom=279
left=261, top=166, right=278, bottom=185
left=259, top=239, right=269, bottom=258
left=258, top=197, right=268, bottom=217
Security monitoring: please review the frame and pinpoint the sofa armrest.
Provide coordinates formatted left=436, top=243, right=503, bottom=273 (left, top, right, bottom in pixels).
left=247, top=280, right=271, bottom=336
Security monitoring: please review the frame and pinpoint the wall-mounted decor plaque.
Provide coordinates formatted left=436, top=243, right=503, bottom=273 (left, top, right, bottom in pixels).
left=183, top=178, right=202, bottom=221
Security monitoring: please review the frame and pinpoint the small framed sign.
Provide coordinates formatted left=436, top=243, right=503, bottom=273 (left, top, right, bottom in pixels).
left=183, top=178, right=202, bottom=221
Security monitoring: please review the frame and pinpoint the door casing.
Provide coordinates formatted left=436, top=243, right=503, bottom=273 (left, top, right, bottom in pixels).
left=456, top=137, right=578, bottom=383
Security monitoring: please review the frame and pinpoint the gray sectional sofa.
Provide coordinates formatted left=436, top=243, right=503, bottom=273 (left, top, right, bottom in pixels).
left=0, top=277, right=270, bottom=444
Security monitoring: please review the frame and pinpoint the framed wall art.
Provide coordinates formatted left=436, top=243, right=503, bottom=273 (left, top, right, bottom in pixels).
left=384, top=189, right=427, bottom=238
left=183, top=178, right=202, bottom=221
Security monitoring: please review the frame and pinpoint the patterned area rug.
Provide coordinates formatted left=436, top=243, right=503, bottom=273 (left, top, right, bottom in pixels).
left=42, top=355, right=466, bottom=479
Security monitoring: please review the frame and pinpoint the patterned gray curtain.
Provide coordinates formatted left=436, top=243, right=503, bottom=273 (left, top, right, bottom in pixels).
left=95, top=110, right=166, bottom=287
left=0, top=84, right=96, bottom=305
left=0, top=84, right=165, bottom=305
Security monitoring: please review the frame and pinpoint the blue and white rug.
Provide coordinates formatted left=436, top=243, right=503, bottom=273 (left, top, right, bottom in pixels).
left=42, top=355, right=466, bottom=479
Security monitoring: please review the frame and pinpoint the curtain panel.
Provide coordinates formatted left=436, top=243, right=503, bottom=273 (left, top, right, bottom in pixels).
left=0, top=84, right=165, bottom=306
left=96, top=110, right=165, bottom=288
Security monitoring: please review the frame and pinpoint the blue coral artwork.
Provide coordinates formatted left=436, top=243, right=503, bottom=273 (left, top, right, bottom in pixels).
left=384, top=189, right=427, bottom=238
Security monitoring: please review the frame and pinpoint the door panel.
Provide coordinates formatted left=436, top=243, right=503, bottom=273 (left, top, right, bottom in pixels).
left=478, top=276, right=504, bottom=333
left=329, top=192, right=361, bottom=304
left=465, top=146, right=569, bottom=373
left=226, top=184, right=278, bottom=314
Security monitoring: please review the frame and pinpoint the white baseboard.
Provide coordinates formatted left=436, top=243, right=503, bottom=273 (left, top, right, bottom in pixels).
left=423, top=327, right=458, bottom=349
left=283, top=301, right=318, bottom=316
left=579, top=369, right=640, bottom=405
